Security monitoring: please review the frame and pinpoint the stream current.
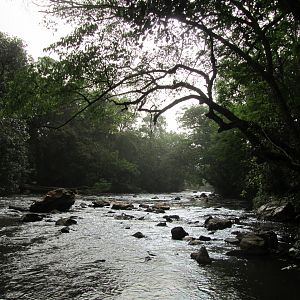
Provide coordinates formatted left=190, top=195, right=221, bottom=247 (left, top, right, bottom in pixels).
left=0, top=191, right=299, bottom=300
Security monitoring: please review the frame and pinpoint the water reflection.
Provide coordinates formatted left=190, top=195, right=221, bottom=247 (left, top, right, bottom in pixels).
left=0, top=192, right=299, bottom=299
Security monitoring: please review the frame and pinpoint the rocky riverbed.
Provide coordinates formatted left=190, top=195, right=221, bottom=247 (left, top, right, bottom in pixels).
left=0, top=191, right=299, bottom=299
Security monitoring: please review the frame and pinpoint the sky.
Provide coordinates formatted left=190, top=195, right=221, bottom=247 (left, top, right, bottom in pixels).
left=0, top=0, right=62, bottom=59
left=0, top=0, right=191, bottom=131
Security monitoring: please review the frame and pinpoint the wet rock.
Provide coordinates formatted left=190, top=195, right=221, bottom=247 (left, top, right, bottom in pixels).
left=21, top=213, right=44, bottom=222
left=154, top=208, right=166, bottom=214
left=93, top=199, right=110, bottom=208
left=164, top=215, right=180, bottom=221
left=55, top=217, right=77, bottom=226
left=225, top=237, right=240, bottom=245
left=30, top=189, right=75, bottom=213
left=111, top=201, right=134, bottom=210
left=9, top=205, right=29, bottom=212
left=145, top=207, right=154, bottom=213
left=191, top=246, right=212, bottom=264
left=156, top=222, right=167, bottom=227
left=189, top=240, right=202, bottom=246
left=163, top=216, right=173, bottom=222
left=153, top=203, right=170, bottom=210
left=138, top=216, right=145, bottom=220
left=61, top=226, right=70, bottom=233
left=174, top=196, right=181, bottom=200
left=200, top=193, right=208, bottom=198
left=139, top=204, right=150, bottom=209
left=114, top=213, right=135, bottom=220
left=183, top=236, right=195, bottom=242
left=257, top=201, right=295, bottom=222
left=239, top=234, right=269, bottom=255
left=152, top=196, right=159, bottom=199
left=171, top=226, right=189, bottom=240
left=125, top=226, right=131, bottom=229
left=199, top=235, right=211, bottom=241
left=204, top=216, right=232, bottom=231
left=289, top=240, right=300, bottom=260
left=132, top=232, right=145, bottom=238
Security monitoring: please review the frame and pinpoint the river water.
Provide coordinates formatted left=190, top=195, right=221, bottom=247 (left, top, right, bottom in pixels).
left=0, top=191, right=299, bottom=300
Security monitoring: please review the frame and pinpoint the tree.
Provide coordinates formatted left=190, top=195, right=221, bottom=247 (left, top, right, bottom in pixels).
left=43, top=0, right=300, bottom=175
left=0, top=32, right=30, bottom=194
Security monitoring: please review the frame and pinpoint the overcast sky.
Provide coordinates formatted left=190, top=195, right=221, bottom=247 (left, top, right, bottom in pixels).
left=0, top=0, right=61, bottom=59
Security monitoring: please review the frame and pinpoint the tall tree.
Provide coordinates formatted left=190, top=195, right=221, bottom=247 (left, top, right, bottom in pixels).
left=44, top=0, right=300, bottom=173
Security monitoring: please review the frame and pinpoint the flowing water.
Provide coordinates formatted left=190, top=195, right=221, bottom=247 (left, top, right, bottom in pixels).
left=0, top=191, right=299, bottom=300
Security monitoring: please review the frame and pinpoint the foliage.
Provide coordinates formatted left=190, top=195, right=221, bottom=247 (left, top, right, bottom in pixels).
left=43, top=0, right=300, bottom=177
left=180, top=105, right=251, bottom=198
left=0, top=118, right=29, bottom=195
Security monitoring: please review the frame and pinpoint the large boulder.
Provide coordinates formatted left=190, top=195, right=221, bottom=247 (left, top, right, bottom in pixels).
left=257, top=201, right=295, bottom=222
left=171, top=226, right=189, bottom=240
left=239, top=234, right=269, bottom=255
left=204, top=216, right=232, bottom=231
left=30, top=189, right=75, bottom=213
left=191, top=246, right=212, bottom=265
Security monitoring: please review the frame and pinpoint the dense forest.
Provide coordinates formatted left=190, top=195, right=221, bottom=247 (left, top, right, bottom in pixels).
left=1, top=0, right=299, bottom=209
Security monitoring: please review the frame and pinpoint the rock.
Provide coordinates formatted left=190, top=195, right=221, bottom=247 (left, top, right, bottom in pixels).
left=189, top=240, right=202, bottom=245
left=125, top=226, right=131, bottom=229
left=30, top=188, right=75, bottom=213
left=183, top=236, right=195, bottom=242
left=257, top=201, right=295, bottom=222
left=152, top=196, right=159, bottom=199
left=174, top=197, right=181, bottom=200
left=156, top=222, right=167, bottom=226
left=154, top=208, right=166, bottom=214
left=111, top=201, right=134, bottom=210
left=171, top=226, right=189, bottom=240
left=199, top=235, right=211, bottom=241
left=204, top=216, right=232, bottom=231
left=9, top=205, right=29, bottom=212
left=139, top=204, right=150, bottom=209
left=225, top=237, right=240, bottom=245
left=289, top=240, right=300, bottom=260
left=61, top=227, right=70, bottom=233
left=191, top=246, right=212, bottom=264
left=152, top=203, right=170, bottom=210
left=200, top=193, right=208, bottom=198
left=55, top=217, right=77, bottom=226
left=114, top=213, right=135, bottom=220
left=163, top=215, right=180, bottom=221
left=132, top=232, right=145, bottom=238
left=93, top=199, right=110, bottom=208
left=239, top=234, right=269, bottom=255
left=145, top=207, right=154, bottom=213
left=21, top=213, right=44, bottom=222
left=163, top=216, right=173, bottom=222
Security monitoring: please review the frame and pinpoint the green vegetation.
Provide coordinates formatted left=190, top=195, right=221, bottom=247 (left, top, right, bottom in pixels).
left=0, top=1, right=299, bottom=207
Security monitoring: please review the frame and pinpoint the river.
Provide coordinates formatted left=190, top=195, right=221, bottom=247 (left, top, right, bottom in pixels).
left=0, top=191, right=299, bottom=299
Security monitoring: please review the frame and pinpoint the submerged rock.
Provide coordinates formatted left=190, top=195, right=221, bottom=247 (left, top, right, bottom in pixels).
left=153, top=203, right=170, bottom=210
left=55, top=217, right=77, bottom=226
left=93, top=199, right=110, bottom=208
left=191, top=246, right=212, bottom=264
left=21, top=213, right=44, bottom=222
left=30, top=189, right=75, bottom=213
left=171, top=226, right=189, bottom=240
left=132, top=232, right=145, bottom=238
left=204, top=216, right=232, bottom=231
left=156, top=222, right=167, bottom=227
left=199, top=235, right=212, bottom=241
left=60, top=226, right=70, bottom=233
left=111, top=201, right=134, bottom=210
